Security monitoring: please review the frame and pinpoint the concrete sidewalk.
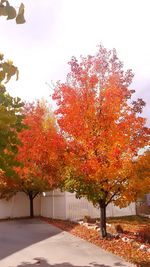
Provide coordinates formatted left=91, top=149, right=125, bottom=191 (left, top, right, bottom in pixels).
left=0, top=219, right=135, bottom=267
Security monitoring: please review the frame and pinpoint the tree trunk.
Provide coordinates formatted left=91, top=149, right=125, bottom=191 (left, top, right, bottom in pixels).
left=29, top=194, right=34, bottom=218
left=99, top=200, right=107, bottom=238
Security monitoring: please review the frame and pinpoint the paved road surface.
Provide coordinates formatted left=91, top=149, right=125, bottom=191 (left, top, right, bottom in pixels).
left=0, top=219, right=135, bottom=267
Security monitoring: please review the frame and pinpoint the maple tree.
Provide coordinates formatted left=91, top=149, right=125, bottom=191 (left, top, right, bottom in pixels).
left=0, top=101, right=66, bottom=217
left=16, top=102, right=66, bottom=217
left=53, top=45, right=150, bottom=237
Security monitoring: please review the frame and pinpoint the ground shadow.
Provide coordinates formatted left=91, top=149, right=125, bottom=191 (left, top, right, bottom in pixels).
left=13, top=257, right=126, bottom=267
left=0, top=219, right=134, bottom=267
left=0, top=218, right=62, bottom=260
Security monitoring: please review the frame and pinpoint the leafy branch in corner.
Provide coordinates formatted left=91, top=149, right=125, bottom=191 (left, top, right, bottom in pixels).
left=0, top=0, right=25, bottom=24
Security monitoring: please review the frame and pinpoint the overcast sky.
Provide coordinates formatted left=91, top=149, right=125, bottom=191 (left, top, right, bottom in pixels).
left=0, top=0, right=150, bottom=123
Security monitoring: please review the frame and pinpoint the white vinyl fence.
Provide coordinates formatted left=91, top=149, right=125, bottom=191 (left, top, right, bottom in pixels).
left=40, top=190, right=66, bottom=219
left=0, top=192, right=41, bottom=219
left=40, top=190, right=136, bottom=220
left=0, top=190, right=136, bottom=220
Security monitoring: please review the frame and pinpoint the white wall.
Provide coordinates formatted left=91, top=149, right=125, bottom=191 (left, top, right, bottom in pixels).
left=0, top=191, right=136, bottom=220
left=0, top=192, right=41, bottom=219
left=66, top=192, right=99, bottom=220
left=41, top=191, right=136, bottom=220
left=52, top=190, right=66, bottom=219
left=108, top=202, right=136, bottom=217
left=41, top=191, right=53, bottom=218
left=66, top=192, right=136, bottom=220
left=41, top=189, right=67, bottom=219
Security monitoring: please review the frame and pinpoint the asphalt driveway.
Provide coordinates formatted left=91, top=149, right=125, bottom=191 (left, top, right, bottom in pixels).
left=0, top=219, right=135, bottom=267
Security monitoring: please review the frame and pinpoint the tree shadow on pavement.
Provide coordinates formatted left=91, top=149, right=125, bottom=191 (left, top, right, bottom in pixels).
left=14, top=257, right=127, bottom=267
left=0, top=219, right=61, bottom=261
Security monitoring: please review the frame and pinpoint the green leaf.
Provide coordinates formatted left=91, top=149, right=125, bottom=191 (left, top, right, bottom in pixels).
left=16, top=3, right=25, bottom=24
left=2, top=61, right=18, bottom=83
left=0, top=5, right=7, bottom=16
left=5, top=65, right=17, bottom=83
left=0, top=53, right=4, bottom=60
left=0, top=71, right=5, bottom=82
left=18, top=3, right=24, bottom=15
left=6, top=5, right=16, bottom=20
left=16, top=69, right=19, bottom=80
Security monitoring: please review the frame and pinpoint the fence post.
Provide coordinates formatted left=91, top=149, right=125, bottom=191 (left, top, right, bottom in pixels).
left=52, top=191, right=55, bottom=219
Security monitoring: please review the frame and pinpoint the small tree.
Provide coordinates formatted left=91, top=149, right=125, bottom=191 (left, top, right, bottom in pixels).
left=0, top=101, right=66, bottom=217
left=53, top=45, right=150, bottom=237
left=15, top=101, right=65, bottom=217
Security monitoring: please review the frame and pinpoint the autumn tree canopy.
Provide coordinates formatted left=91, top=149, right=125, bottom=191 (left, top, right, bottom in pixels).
left=53, top=45, right=150, bottom=237
left=12, top=101, right=65, bottom=217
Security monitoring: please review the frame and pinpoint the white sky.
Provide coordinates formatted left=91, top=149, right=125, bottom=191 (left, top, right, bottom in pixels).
left=0, top=0, right=150, bottom=123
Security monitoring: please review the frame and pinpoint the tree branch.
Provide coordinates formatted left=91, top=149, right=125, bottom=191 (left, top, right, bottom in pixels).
left=33, top=192, right=39, bottom=199
left=106, top=191, right=119, bottom=206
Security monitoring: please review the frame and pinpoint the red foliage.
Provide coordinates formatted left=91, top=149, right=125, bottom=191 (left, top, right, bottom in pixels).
left=138, top=226, right=150, bottom=244
left=41, top=217, right=150, bottom=267
left=15, top=102, right=66, bottom=191
left=53, top=45, right=150, bottom=208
